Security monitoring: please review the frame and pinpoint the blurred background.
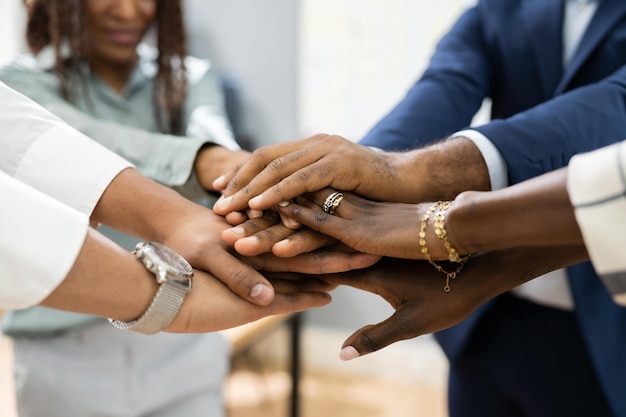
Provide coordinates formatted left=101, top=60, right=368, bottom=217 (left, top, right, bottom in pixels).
left=0, top=1, right=478, bottom=416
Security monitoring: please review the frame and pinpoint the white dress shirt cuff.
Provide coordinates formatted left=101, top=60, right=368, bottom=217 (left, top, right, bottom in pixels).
left=451, top=129, right=509, bottom=190
left=454, top=130, right=574, bottom=309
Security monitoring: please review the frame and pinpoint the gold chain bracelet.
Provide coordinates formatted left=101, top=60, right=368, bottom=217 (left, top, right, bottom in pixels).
left=419, top=201, right=470, bottom=292
left=433, top=201, right=470, bottom=263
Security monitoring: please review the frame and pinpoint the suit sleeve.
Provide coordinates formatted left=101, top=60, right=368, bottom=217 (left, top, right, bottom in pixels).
left=475, top=65, right=626, bottom=185
left=360, top=6, right=492, bottom=151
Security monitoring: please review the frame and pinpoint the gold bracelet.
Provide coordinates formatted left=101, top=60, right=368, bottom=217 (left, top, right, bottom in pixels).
left=433, top=201, right=470, bottom=263
left=419, top=201, right=469, bottom=292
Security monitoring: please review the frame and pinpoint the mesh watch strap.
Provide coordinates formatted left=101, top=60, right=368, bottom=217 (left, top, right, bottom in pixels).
left=109, top=280, right=189, bottom=335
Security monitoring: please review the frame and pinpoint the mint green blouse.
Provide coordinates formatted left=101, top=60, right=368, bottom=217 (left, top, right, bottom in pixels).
left=1, top=44, right=240, bottom=335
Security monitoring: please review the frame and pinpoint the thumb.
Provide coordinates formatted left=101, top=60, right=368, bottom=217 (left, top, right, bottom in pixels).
left=338, top=312, right=417, bottom=361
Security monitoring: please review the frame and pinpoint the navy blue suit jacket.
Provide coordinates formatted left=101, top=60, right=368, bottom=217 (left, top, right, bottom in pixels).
left=361, top=0, right=626, bottom=414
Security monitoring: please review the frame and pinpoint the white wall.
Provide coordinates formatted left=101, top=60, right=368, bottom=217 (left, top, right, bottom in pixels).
left=183, top=0, right=300, bottom=148
left=299, top=0, right=470, bottom=141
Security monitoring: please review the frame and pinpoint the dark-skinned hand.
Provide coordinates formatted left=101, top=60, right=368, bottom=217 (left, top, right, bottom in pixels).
left=274, top=189, right=454, bottom=260
left=319, top=246, right=588, bottom=360
left=212, top=134, right=406, bottom=215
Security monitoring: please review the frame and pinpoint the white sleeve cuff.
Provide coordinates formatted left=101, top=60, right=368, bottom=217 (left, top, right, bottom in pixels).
left=186, top=106, right=241, bottom=151
left=568, top=141, right=626, bottom=275
left=451, top=129, right=508, bottom=190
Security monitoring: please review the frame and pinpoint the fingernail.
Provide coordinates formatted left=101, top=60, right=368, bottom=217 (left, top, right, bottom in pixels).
left=277, top=201, right=290, bottom=207
left=239, top=236, right=260, bottom=245
left=250, top=195, right=264, bottom=207
left=339, top=346, right=360, bottom=361
left=213, top=174, right=226, bottom=187
left=214, top=196, right=232, bottom=210
left=283, top=217, right=301, bottom=229
left=273, top=238, right=290, bottom=248
left=272, top=239, right=290, bottom=256
left=225, top=226, right=245, bottom=236
left=250, top=283, right=273, bottom=304
left=248, top=209, right=263, bottom=219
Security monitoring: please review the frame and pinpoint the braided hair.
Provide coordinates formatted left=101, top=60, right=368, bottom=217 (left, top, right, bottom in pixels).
left=23, top=0, right=188, bottom=134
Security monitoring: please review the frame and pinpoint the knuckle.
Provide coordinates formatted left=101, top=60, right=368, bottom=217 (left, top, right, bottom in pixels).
left=271, top=182, right=283, bottom=195
left=258, top=228, right=278, bottom=243
left=268, top=157, right=285, bottom=172
left=293, top=168, right=311, bottom=184
left=313, top=211, right=331, bottom=226
left=227, top=175, right=241, bottom=190
left=241, top=219, right=262, bottom=234
left=312, top=161, right=333, bottom=179
left=228, top=267, right=251, bottom=289
left=285, top=147, right=307, bottom=164
left=251, top=146, right=269, bottom=161
left=359, top=332, right=382, bottom=354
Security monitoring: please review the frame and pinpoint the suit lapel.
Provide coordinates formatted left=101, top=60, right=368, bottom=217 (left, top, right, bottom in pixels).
left=556, top=0, right=626, bottom=94
left=522, top=0, right=565, bottom=100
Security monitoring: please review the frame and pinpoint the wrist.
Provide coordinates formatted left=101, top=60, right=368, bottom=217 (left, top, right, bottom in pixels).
left=378, top=151, right=425, bottom=202
left=113, top=260, right=159, bottom=322
left=403, top=137, right=491, bottom=202
left=109, top=242, right=193, bottom=334
left=446, top=191, right=480, bottom=256
left=195, top=145, right=250, bottom=191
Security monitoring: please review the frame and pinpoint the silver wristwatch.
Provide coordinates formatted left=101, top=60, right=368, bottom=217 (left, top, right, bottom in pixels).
left=109, top=241, right=193, bottom=334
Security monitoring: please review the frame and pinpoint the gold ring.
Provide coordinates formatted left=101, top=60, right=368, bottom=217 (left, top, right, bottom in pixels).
left=322, top=191, right=344, bottom=215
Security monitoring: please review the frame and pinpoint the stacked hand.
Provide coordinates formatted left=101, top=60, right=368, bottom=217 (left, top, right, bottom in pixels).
left=318, top=246, right=587, bottom=359
left=203, top=133, right=588, bottom=360
left=166, top=268, right=336, bottom=333
left=212, top=134, right=411, bottom=215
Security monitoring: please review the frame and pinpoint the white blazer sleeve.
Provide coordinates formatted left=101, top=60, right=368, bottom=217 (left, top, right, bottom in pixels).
left=0, top=172, right=88, bottom=309
left=0, top=82, right=131, bottom=216
left=568, top=140, right=626, bottom=305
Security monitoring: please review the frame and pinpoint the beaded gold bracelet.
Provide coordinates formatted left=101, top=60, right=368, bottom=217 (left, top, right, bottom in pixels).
left=433, top=201, right=470, bottom=263
left=419, top=201, right=470, bottom=292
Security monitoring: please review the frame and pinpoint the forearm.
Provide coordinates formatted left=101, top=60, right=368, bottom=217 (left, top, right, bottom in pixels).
left=40, top=228, right=156, bottom=321
left=394, top=137, right=491, bottom=202
left=466, top=245, right=588, bottom=300
left=448, top=168, right=583, bottom=254
left=91, top=168, right=207, bottom=243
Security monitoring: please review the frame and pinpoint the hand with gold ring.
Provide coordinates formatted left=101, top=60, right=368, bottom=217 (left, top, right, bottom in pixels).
left=322, top=191, right=345, bottom=215
left=275, top=188, right=458, bottom=260
left=220, top=200, right=380, bottom=260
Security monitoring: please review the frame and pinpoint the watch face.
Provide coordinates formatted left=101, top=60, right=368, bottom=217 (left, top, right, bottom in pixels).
left=144, top=242, right=194, bottom=278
